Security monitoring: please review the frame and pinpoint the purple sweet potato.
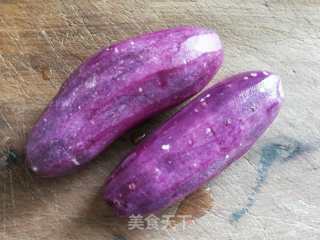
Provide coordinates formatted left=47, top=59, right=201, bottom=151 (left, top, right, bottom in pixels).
left=103, top=71, right=284, bottom=216
left=26, top=26, right=223, bottom=177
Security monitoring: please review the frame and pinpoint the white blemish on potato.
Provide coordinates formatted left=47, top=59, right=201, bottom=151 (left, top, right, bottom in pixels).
left=128, top=182, right=136, bottom=190
left=85, top=75, right=97, bottom=89
left=161, top=144, right=171, bottom=151
left=61, top=99, right=71, bottom=108
left=206, top=127, right=213, bottom=136
left=32, top=166, right=38, bottom=172
left=154, top=168, right=161, bottom=177
left=71, top=158, right=80, bottom=166
left=250, top=106, right=256, bottom=112
left=250, top=72, right=258, bottom=77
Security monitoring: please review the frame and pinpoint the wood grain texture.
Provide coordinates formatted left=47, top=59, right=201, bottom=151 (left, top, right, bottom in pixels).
left=0, top=0, right=319, bottom=239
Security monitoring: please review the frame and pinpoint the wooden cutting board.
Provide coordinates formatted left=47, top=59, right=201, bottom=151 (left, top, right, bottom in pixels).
left=0, top=1, right=319, bottom=239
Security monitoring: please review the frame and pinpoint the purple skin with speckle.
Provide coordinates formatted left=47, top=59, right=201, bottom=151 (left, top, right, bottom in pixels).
left=103, top=71, right=284, bottom=216
left=26, top=26, right=223, bottom=177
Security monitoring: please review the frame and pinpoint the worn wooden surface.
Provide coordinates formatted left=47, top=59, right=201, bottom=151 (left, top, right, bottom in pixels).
left=0, top=0, right=319, bottom=239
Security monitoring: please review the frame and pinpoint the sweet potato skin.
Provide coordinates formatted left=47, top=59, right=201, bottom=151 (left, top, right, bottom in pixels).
left=103, top=71, right=283, bottom=216
left=26, top=26, right=223, bottom=177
